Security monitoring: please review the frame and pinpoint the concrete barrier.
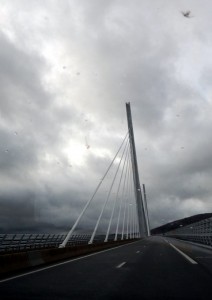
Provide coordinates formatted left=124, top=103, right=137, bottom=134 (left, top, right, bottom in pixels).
left=0, top=239, right=138, bottom=278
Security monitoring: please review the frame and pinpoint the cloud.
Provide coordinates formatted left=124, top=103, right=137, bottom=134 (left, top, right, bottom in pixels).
left=0, top=0, right=212, bottom=235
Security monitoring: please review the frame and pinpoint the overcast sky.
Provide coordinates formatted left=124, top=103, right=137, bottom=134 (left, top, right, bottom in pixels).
left=0, top=0, right=212, bottom=234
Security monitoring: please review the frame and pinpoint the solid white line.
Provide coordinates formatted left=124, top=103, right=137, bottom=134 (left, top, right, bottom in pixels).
left=168, top=237, right=212, bottom=251
left=0, top=240, right=140, bottom=283
left=195, top=256, right=212, bottom=259
left=116, top=262, right=126, bottom=268
left=169, top=243, right=198, bottom=264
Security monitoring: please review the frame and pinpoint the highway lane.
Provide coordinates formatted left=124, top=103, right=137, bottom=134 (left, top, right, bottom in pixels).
left=1, top=236, right=212, bottom=299
left=165, top=237, right=212, bottom=273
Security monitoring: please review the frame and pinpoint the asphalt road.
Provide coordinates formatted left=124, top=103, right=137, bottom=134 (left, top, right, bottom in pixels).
left=1, top=236, right=212, bottom=299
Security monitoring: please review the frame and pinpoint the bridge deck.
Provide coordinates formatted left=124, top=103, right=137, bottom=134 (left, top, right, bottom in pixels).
left=1, top=236, right=212, bottom=299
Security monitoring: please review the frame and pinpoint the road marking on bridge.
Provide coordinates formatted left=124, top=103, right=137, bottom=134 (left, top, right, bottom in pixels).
left=195, top=256, right=212, bottom=259
left=169, top=243, right=198, bottom=264
left=116, top=262, right=126, bottom=268
left=0, top=240, right=141, bottom=283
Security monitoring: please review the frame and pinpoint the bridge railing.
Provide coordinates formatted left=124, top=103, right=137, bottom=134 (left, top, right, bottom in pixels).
left=0, top=233, right=131, bottom=253
left=0, top=233, right=91, bottom=253
left=164, top=216, right=212, bottom=247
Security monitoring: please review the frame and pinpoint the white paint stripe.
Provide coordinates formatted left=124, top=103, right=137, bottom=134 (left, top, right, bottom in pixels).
left=195, top=256, right=212, bottom=259
left=169, top=237, right=212, bottom=251
left=116, top=262, right=126, bottom=268
left=169, top=243, right=198, bottom=265
left=0, top=240, right=140, bottom=283
left=136, top=251, right=140, bottom=253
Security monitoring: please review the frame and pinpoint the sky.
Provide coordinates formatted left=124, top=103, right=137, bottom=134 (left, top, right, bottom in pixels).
left=0, top=0, right=212, bottom=234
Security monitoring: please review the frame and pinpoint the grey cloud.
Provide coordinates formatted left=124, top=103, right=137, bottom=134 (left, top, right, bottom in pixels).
left=0, top=0, right=212, bottom=235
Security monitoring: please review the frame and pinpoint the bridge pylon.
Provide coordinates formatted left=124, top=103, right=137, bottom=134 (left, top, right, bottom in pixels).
left=126, top=102, right=148, bottom=237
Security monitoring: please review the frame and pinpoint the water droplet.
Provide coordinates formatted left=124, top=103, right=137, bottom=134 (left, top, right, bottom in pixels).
left=5, top=149, right=9, bottom=153
left=85, top=136, right=90, bottom=149
left=14, top=132, right=18, bottom=135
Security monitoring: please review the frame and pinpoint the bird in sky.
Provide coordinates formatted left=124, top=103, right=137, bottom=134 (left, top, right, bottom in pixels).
left=181, top=11, right=193, bottom=18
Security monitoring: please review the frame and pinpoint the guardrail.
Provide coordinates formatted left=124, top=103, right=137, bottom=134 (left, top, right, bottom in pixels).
left=0, top=234, right=91, bottom=253
left=164, top=216, right=212, bottom=247
left=0, top=233, right=127, bottom=253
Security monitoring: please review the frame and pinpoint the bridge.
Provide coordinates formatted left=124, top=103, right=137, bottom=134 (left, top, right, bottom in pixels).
left=0, top=103, right=212, bottom=299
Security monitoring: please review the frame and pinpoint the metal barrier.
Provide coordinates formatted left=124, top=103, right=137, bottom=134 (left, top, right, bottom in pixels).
left=0, top=233, right=91, bottom=253
left=164, top=216, right=212, bottom=246
left=0, top=233, right=128, bottom=253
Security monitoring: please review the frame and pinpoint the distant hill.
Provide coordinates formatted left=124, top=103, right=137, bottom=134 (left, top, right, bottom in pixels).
left=151, top=213, right=212, bottom=235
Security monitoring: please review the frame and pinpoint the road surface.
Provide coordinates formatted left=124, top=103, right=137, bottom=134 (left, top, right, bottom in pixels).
left=1, top=236, right=212, bottom=299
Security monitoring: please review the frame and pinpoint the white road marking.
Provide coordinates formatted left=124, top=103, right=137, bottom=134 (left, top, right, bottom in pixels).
left=0, top=240, right=141, bottom=283
left=116, top=262, right=126, bottom=268
left=136, top=251, right=140, bottom=253
left=195, top=256, right=212, bottom=259
left=169, top=243, right=198, bottom=264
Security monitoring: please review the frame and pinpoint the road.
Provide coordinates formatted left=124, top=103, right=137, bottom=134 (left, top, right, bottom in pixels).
left=1, top=236, right=212, bottom=299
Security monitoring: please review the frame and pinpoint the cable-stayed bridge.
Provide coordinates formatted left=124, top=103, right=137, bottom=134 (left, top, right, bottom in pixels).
left=58, top=102, right=150, bottom=248
left=0, top=102, right=149, bottom=253
left=1, top=103, right=212, bottom=299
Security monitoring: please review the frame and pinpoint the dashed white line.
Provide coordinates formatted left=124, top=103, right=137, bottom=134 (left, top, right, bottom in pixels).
left=169, top=243, right=198, bottom=265
left=136, top=251, right=140, bottom=253
left=116, top=262, right=126, bottom=268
